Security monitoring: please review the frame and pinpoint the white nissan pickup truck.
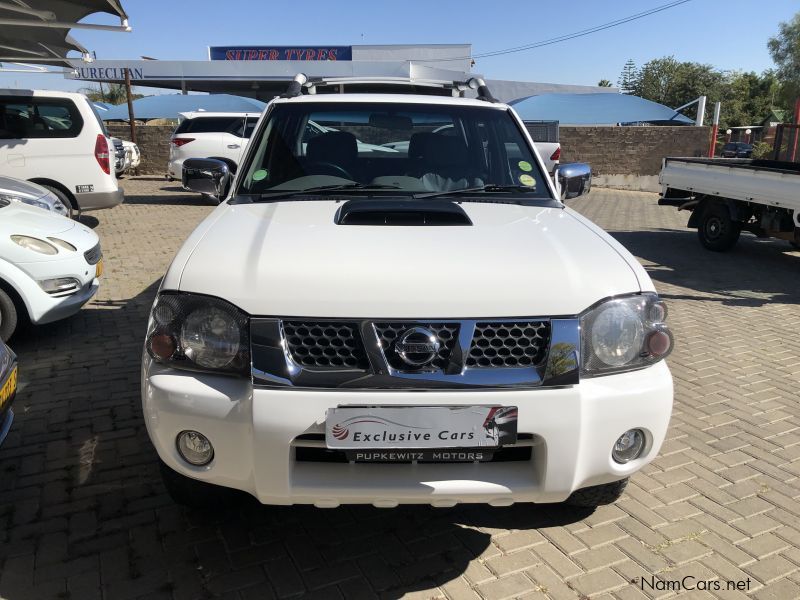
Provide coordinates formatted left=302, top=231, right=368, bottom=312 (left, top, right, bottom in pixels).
left=142, top=77, right=674, bottom=509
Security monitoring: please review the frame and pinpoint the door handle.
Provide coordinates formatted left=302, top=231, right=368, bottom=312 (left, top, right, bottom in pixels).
left=227, top=144, right=240, bottom=149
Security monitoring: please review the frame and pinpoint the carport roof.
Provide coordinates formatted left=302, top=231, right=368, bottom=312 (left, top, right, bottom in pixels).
left=0, top=1, right=129, bottom=66
left=100, top=94, right=268, bottom=121
left=509, top=93, right=694, bottom=125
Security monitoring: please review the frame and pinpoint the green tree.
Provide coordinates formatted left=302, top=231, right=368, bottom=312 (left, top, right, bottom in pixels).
left=632, top=57, right=725, bottom=111
left=768, top=11, right=800, bottom=110
left=597, top=79, right=613, bottom=87
left=79, top=83, right=143, bottom=105
left=722, top=70, right=781, bottom=128
left=617, top=59, right=638, bottom=94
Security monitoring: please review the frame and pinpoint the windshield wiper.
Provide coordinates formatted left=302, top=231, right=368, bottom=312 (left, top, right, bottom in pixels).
left=412, top=184, right=538, bottom=200
left=245, top=183, right=404, bottom=202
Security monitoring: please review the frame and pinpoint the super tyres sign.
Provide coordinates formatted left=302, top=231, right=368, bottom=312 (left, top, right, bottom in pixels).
left=209, top=46, right=352, bottom=61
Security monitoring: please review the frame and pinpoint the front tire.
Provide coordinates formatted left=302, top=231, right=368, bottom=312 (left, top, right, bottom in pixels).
left=159, top=459, right=238, bottom=508
left=697, top=205, right=740, bottom=251
left=0, top=288, right=18, bottom=342
left=566, top=478, right=628, bottom=508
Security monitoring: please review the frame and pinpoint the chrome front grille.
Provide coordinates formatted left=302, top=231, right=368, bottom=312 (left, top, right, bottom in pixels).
left=83, top=243, right=102, bottom=265
left=467, top=321, right=550, bottom=368
left=251, top=317, right=580, bottom=390
left=283, top=321, right=369, bottom=369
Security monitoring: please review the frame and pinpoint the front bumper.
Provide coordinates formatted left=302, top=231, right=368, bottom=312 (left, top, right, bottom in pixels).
left=13, top=258, right=100, bottom=325
left=142, top=359, right=673, bottom=506
left=75, top=187, right=124, bottom=211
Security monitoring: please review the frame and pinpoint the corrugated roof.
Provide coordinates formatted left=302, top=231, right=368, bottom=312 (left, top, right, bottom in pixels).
left=100, top=94, right=267, bottom=121
left=509, top=93, right=693, bottom=125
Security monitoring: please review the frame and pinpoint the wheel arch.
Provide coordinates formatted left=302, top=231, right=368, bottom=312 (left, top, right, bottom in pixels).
left=687, top=196, right=745, bottom=229
left=28, top=178, right=79, bottom=210
left=0, top=270, right=30, bottom=323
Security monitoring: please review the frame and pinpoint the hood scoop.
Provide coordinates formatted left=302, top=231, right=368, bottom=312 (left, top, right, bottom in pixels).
left=334, top=199, right=473, bottom=226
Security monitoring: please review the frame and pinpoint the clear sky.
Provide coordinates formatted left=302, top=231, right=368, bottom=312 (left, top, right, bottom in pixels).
left=1, top=0, right=797, bottom=92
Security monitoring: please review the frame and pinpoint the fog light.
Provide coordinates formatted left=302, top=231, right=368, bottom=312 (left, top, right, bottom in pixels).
left=176, top=430, right=214, bottom=466
left=39, top=277, right=81, bottom=295
left=612, top=429, right=645, bottom=464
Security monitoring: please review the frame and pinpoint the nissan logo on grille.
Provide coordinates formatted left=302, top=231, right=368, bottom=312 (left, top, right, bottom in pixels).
left=394, top=327, right=441, bottom=367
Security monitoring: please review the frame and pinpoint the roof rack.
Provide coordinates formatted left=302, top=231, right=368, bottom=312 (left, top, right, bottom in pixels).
left=279, top=73, right=499, bottom=102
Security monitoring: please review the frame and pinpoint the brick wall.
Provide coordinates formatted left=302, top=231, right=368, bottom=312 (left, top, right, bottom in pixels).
left=107, top=124, right=174, bottom=176
left=114, top=122, right=710, bottom=181
left=557, top=126, right=709, bottom=175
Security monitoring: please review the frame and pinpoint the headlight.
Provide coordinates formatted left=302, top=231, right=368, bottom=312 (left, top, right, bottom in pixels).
left=44, top=192, right=70, bottom=217
left=10, top=235, right=58, bottom=255
left=581, top=294, right=672, bottom=376
left=1, top=192, right=50, bottom=212
left=48, top=237, right=76, bottom=252
left=145, top=292, right=250, bottom=375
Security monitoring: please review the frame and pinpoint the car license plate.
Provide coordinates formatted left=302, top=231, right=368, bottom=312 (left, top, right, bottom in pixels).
left=95, top=259, right=104, bottom=278
left=325, top=406, right=517, bottom=450
left=0, top=366, right=17, bottom=411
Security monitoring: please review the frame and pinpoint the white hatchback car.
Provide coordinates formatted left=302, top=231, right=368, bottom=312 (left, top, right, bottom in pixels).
left=0, top=199, right=102, bottom=340
left=0, top=89, right=124, bottom=214
left=143, top=83, right=673, bottom=510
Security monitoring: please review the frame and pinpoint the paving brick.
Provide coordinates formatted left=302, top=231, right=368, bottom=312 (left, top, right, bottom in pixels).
left=477, top=572, right=536, bottom=600
left=2, top=182, right=800, bottom=600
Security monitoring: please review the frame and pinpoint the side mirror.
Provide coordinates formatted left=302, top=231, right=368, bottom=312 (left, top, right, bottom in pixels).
left=182, top=158, right=231, bottom=199
left=556, top=162, right=592, bottom=200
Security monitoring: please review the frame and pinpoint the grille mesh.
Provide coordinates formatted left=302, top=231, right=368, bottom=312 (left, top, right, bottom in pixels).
left=467, top=321, right=550, bottom=368
left=375, top=322, right=459, bottom=370
left=83, top=243, right=102, bottom=265
left=283, top=322, right=369, bottom=369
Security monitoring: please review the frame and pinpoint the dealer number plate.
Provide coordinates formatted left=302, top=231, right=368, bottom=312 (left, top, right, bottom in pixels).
left=325, top=406, right=517, bottom=450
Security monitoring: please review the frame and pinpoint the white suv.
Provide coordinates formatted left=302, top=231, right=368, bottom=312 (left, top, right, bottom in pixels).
left=0, top=90, right=124, bottom=214
left=166, top=112, right=260, bottom=181
left=143, top=81, right=673, bottom=509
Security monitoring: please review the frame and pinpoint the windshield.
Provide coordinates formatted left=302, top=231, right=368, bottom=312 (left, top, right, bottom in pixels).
left=238, top=102, right=551, bottom=200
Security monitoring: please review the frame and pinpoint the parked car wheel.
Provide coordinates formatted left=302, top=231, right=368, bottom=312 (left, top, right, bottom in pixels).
left=0, top=288, right=18, bottom=342
left=698, top=205, right=740, bottom=251
left=566, top=478, right=628, bottom=508
left=40, top=185, right=75, bottom=220
left=159, top=459, right=240, bottom=508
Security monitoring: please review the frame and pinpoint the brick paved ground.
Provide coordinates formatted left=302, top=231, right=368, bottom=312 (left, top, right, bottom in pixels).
left=1, top=179, right=799, bottom=600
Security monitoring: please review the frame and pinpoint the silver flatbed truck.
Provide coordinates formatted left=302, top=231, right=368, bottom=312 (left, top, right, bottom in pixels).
left=658, top=157, right=800, bottom=252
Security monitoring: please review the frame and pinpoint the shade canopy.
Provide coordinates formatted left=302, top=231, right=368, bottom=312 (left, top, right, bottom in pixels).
left=509, top=93, right=694, bottom=125
left=0, top=1, right=128, bottom=66
left=100, top=94, right=268, bottom=121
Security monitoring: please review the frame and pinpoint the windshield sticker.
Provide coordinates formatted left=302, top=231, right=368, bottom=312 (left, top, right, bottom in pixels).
left=519, top=174, right=536, bottom=187
left=252, top=169, right=269, bottom=181
left=518, top=161, right=533, bottom=172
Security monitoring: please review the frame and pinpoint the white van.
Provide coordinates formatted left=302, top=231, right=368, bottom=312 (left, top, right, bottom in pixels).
left=0, top=90, right=124, bottom=213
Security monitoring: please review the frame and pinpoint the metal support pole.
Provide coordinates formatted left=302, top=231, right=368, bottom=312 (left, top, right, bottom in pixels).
left=695, top=96, right=706, bottom=126
left=708, top=101, right=721, bottom=157
left=124, top=68, right=136, bottom=144
left=790, top=97, right=800, bottom=163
